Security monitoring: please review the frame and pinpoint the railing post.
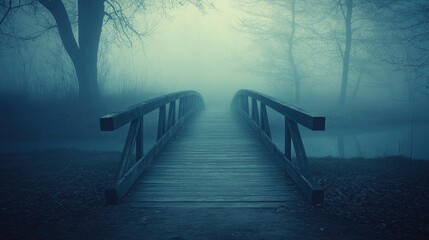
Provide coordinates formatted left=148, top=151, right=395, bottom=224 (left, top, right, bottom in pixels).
left=118, top=119, right=139, bottom=179
left=157, top=105, right=166, bottom=141
left=251, top=98, right=259, bottom=126
left=136, top=117, right=144, bottom=160
left=181, top=96, right=189, bottom=116
left=178, top=97, right=184, bottom=118
left=288, top=121, right=309, bottom=172
left=285, top=117, right=292, bottom=161
left=260, top=103, right=271, bottom=139
left=241, top=95, right=249, bottom=115
left=185, top=96, right=190, bottom=113
left=167, top=100, right=176, bottom=129
left=191, top=96, right=195, bottom=111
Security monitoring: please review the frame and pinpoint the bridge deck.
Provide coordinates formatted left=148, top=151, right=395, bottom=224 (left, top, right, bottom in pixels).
left=126, top=110, right=300, bottom=207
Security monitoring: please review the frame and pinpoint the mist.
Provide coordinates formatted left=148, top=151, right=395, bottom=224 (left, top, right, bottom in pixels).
left=1, top=0, right=428, bottom=159
left=103, top=1, right=268, bottom=108
left=1, top=1, right=429, bottom=239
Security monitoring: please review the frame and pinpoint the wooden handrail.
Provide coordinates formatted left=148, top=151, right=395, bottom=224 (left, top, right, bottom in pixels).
left=100, top=90, right=205, bottom=204
left=232, top=89, right=326, bottom=205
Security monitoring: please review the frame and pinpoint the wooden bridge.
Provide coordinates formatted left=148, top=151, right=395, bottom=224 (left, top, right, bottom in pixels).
left=100, top=90, right=325, bottom=207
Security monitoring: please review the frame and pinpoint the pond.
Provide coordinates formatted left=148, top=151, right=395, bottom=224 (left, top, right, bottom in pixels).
left=271, top=124, right=429, bottom=160
left=2, top=119, right=428, bottom=160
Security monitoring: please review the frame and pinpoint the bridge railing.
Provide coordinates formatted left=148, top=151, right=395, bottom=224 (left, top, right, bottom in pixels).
left=100, top=90, right=205, bottom=204
left=232, top=89, right=326, bottom=204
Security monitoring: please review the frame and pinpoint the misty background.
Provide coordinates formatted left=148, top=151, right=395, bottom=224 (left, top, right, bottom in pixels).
left=1, top=0, right=428, bottom=159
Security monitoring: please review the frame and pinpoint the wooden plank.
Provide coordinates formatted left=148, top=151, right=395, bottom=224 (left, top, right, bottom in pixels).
left=105, top=110, right=196, bottom=204
left=139, top=172, right=285, bottom=176
left=132, top=191, right=291, bottom=197
left=144, top=169, right=282, bottom=174
left=134, top=182, right=295, bottom=187
left=135, top=179, right=288, bottom=185
left=237, top=110, right=324, bottom=205
left=129, top=195, right=292, bottom=202
left=132, top=186, right=293, bottom=192
left=126, top=110, right=301, bottom=208
left=129, top=201, right=295, bottom=208
left=143, top=169, right=285, bottom=174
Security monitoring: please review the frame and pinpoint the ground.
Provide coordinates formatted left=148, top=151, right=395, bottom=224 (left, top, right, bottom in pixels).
left=0, top=150, right=428, bottom=239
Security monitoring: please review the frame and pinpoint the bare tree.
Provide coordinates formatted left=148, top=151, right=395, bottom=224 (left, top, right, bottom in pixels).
left=336, top=0, right=353, bottom=105
left=0, top=0, right=208, bottom=105
left=238, top=0, right=305, bottom=103
left=381, top=0, right=429, bottom=97
left=330, top=0, right=398, bottom=105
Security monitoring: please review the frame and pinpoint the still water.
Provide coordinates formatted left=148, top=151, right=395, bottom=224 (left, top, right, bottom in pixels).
left=271, top=124, right=429, bottom=160
left=1, top=124, right=428, bottom=160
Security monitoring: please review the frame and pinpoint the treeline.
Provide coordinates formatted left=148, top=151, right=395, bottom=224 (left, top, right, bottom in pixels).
left=237, top=0, right=428, bottom=105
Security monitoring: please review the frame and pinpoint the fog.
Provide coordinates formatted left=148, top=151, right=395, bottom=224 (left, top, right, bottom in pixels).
left=1, top=0, right=428, bottom=159
left=104, top=1, right=268, bottom=108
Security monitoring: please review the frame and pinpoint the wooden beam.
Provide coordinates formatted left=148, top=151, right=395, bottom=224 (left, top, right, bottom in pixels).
left=242, top=95, right=249, bottom=114
left=260, top=103, right=271, bottom=139
left=100, top=91, right=204, bottom=131
left=287, top=120, right=309, bottom=172
left=105, top=110, right=198, bottom=204
left=236, top=110, right=324, bottom=205
left=157, top=105, right=166, bottom=141
left=233, top=90, right=325, bottom=131
left=285, top=117, right=292, bottom=161
left=136, top=117, right=143, bottom=160
left=117, top=119, right=139, bottom=178
left=251, top=98, right=259, bottom=126
left=167, top=100, right=176, bottom=129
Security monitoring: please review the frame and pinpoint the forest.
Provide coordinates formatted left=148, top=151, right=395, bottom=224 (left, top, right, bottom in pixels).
left=0, top=0, right=428, bottom=239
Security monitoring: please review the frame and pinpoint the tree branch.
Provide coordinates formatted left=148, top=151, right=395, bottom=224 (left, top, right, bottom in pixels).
left=38, top=0, right=79, bottom=63
left=0, top=0, right=37, bottom=25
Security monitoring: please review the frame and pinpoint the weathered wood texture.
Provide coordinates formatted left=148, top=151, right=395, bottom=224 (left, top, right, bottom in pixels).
left=233, top=89, right=325, bottom=131
left=232, top=89, right=325, bottom=205
left=126, top=111, right=300, bottom=208
left=101, top=91, right=205, bottom=204
left=100, top=91, right=204, bottom=131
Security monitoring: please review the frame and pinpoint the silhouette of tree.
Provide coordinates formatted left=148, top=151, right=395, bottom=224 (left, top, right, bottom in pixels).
left=0, top=0, right=208, bottom=104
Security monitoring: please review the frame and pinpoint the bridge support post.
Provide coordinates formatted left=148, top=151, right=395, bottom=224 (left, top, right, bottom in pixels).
left=284, top=117, right=292, bottom=161
left=288, top=121, right=309, bottom=173
left=157, top=105, right=166, bottom=140
left=251, top=98, right=259, bottom=126
left=260, top=103, right=271, bottom=139
left=167, top=100, right=176, bottom=129
left=178, top=98, right=184, bottom=118
left=136, top=117, right=144, bottom=160
left=241, top=95, right=249, bottom=115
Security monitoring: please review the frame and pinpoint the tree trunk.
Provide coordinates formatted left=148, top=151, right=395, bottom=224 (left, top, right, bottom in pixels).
left=339, top=0, right=353, bottom=105
left=38, top=0, right=104, bottom=104
left=288, top=0, right=300, bottom=103
left=76, top=0, right=104, bottom=104
left=351, top=65, right=364, bottom=100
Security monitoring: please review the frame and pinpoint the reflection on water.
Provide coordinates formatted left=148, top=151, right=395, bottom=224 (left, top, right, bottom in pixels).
left=272, top=124, right=429, bottom=160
